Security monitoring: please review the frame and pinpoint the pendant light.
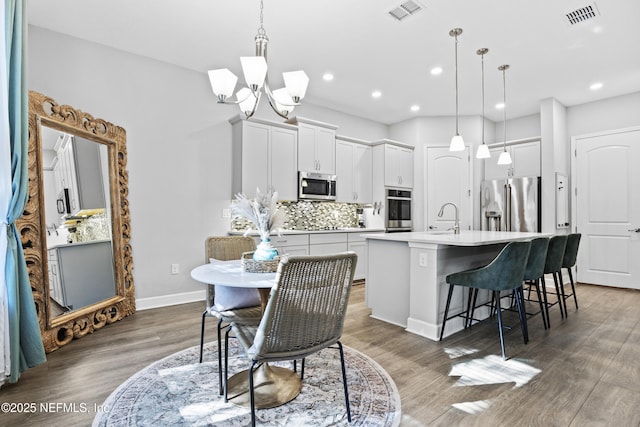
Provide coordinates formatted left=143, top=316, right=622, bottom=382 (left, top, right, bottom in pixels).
left=475, top=48, right=490, bottom=159
left=497, top=64, right=512, bottom=165
left=449, top=28, right=465, bottom=151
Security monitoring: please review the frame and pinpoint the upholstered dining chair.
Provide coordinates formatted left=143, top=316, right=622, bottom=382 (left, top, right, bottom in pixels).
left=441, top=241, right=531, bottom=360
left=540, top=234, right=568, bottom=322
left=225, top=252, right=357, bottom=427
left=200, top=236, right=262, bottom=395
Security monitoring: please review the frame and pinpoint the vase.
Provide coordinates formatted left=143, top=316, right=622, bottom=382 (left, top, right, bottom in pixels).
left=253, top=238, right=278, bottom=261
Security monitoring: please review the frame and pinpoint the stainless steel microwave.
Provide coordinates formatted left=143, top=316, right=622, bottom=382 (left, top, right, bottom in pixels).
left=298, top=171, right=337, bottom=201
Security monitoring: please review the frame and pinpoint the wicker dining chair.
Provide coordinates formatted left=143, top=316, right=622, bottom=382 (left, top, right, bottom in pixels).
left=200, top=236, right=262, bottom=395
left=225, top=252, right=357, bottom=427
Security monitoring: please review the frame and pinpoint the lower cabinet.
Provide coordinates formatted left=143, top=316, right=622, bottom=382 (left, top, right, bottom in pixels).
left=248, top=231, right=383, bottom=281
left=309, top=233, right=348, bottom=256
left=47, top=240, right=115, bottom=310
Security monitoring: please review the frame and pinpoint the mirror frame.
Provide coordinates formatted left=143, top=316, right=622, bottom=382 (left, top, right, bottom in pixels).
left=16, top=91, right=135, bottom=353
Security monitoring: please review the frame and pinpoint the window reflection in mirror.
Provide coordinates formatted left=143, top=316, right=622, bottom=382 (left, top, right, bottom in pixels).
left=40, top=125, right=117, bottom=318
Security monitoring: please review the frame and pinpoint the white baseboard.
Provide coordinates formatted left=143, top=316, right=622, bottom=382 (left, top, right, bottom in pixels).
left=136, top=289, right=206, bottom=311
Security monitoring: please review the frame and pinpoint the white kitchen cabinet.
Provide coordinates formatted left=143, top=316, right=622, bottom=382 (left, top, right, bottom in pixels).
left=254, top=234, right=310, bottom=256
left=309, top=233, right=348, bottom=255
left=53, top=134, right=107, bottom=215
left=47, top=240, right=115, bottom=310
left=484, top=140, right=541, bottom=180
left=287, top=117, right=338, bottom=175
left=230, top=116, right=298, bottom=201
left=382, top=143, right=414, bottom=188
left=335, top=137, right=372, bottom=204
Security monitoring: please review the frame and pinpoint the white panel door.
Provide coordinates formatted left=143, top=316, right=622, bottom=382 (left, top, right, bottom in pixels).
left=574, top=128, right=640, bottom=289
left=426, top=146, right=471, bottom=232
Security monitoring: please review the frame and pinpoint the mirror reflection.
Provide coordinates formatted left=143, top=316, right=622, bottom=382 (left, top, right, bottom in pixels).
left=40, top=125, right=116, bottom=317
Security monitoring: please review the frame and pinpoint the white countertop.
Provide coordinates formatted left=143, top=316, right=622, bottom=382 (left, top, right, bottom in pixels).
left=229, top=227, right=385, bottom=236
left=47, top=239, right=112, bottom=250
left=362, top=230, right=551, bottom=246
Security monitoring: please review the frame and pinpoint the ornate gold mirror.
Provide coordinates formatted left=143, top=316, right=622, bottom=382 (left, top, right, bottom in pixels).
left=16, top=91, right=135, bottom=353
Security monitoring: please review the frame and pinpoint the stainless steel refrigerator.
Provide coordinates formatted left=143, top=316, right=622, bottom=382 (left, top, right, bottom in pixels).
left=480, top=176, right=541, bottom=232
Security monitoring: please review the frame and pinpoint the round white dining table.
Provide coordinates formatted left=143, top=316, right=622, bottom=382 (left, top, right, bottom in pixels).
left=190, top=260, right=277, bottom=311
left=190, top=259, right=301, bottom=409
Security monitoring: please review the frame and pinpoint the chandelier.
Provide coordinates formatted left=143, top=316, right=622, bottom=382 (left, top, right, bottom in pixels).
left=207, top=0, right=309, bottom=119
left=475, top=48, right=491, bottom=159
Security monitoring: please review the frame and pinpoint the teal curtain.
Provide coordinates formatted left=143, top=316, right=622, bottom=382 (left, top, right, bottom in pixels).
left=4, top=0, right=46, bottom=383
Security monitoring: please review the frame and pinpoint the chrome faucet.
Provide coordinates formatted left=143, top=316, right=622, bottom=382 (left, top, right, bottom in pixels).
left=438, top=202, right=460, bottom=234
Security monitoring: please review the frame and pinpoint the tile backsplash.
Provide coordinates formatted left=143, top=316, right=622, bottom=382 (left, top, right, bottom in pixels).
left=69, top=212, right=111, bottom=243
left=231, top=201, right=359, bottom=232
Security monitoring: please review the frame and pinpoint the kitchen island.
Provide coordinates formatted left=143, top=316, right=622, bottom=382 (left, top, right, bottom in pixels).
left=363, top=230, right=548, bottom=341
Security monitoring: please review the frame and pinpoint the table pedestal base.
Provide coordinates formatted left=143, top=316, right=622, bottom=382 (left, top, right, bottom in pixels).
left=226, top=363, right=302, bottom=409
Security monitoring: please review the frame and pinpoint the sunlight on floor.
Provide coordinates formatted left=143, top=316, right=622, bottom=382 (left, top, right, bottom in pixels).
left=449, top=354, right=541, bottom=388
left=446, top=352, right=542, bottom=415
left=444, top=346, right=479, bottom=359
left=451, top=400, right=492, bottom=414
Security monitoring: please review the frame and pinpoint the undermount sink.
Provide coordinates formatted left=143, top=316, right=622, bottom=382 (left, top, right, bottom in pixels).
left=425, top=230, right=455, bottom=235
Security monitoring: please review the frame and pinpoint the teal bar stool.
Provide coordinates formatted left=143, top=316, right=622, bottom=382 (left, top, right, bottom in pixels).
left=560, top=233, right=582, bottom=312
left=541, top=235, right=568, bottom=323
left=441, top=241, right=531, bottom=360
left=520, top=237, right=551, bottom=330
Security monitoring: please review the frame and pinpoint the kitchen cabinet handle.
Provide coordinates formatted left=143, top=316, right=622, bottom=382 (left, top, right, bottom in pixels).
left=629, top=228, right=640, bottom=232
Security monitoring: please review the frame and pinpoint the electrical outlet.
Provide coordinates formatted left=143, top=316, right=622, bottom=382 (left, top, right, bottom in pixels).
left=419, top=253, right=428, bottom=267
left=222, top=208, right=231, bottom=219
left=171, top=263, right=179, bottom=275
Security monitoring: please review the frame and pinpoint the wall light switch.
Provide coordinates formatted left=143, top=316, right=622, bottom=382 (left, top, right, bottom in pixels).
left=419, top=253, right=428, bottom=267
left=171, top=264, right=180, bottom=275
left=222, top=208, right=231, bottom=219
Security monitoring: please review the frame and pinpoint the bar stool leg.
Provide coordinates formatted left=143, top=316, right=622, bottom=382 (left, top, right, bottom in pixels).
left=550, top=273, right=565, bottom=318
left=540, top=276, right=552, bottom=327
left=514, top=286, right=529, bottom=344
left=567, top=268, right=579, bottom=309
left=532, top=278, right=548, bottom=329
left=439, top=284, right=455, bottom=341
left=494, top=290, right=507, bottom=360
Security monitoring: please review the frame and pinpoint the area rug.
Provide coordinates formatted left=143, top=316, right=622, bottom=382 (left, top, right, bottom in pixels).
left=93, top=339, right=401, bottom=426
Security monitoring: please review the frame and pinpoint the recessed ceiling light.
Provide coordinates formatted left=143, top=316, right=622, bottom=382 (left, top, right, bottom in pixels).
left=590, top=82, right=603, bottom=90
left=431, top=67, right=443, bottom=75
left=323, top=73, right=334, bottom=81
left=495, top=103, right=505, bottom=109
left=371, top=90, right=382, bottom=98
left=410, top=105, right=420, bottom=112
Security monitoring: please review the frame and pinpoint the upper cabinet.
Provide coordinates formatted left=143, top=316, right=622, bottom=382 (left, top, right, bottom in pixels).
left=335, top=136, right=372, bottom=204
left=287, top=116, right=338, bottom=175
left=483, top=139, right=541, bottom=180
left=53, top=134, right=106, bottom=215
left=374, top=141, right=414, bottom=189
left=230, top=116, right=298, bottom=201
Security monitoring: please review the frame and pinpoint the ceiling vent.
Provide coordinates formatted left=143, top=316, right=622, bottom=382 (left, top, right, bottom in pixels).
left=564, top=3, right=600, bottom=25
left=388, top=1, right=424, bottom=22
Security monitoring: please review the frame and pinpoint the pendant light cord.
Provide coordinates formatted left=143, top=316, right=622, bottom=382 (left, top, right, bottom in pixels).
left=481, top=52, right=485, bottom=144
left=454, top=33, right=459, bottom=134
left=502, top=67, right=507, bottom=151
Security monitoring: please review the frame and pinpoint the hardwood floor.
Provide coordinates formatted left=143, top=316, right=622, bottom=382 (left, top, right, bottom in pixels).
left=2, top=281, right=640, bottom=426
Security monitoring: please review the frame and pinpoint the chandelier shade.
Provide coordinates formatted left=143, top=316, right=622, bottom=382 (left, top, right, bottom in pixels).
left=240, top=56, right=268, bottom=89
left=208, top=69, right=238, bottom=101
left=208, top=0, right=309, bottom=119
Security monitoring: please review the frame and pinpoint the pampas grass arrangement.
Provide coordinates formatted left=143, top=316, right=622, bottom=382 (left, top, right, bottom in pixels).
left=231, top=186, right=287, bottom=241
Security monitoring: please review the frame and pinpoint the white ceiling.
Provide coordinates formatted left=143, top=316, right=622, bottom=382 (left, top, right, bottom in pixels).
left=27, top=0, right=640, bottom=125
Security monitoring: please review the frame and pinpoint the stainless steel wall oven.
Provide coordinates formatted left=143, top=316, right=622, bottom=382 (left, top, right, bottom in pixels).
left=386, top=188, right=412, bottom=232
